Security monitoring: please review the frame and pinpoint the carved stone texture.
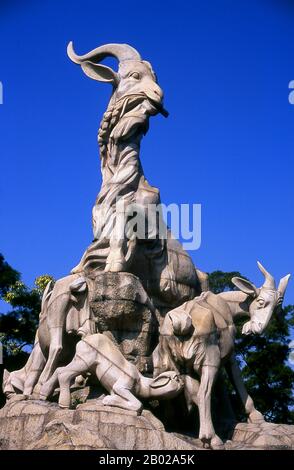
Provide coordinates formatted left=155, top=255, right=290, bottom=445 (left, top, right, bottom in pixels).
left=0, top=399, right=199, bottom=451
left=39, top=332, right=183, bottom=411
left=227, top=422, right=294, bottom=450
left=90, top=272, right=158, bottom=371
left=0, top=399, right=293, bottom=450
left=153, top=262, right=291, bottom=449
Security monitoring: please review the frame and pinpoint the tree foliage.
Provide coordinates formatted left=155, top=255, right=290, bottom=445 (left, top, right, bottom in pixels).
left=0, top=254, right=20, bottom=298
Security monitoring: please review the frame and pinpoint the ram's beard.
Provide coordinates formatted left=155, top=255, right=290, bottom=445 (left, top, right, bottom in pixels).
left=109, top=95, right=157, bottom=143
left=98, top=94, right=161, bottom=160
left=116, top=93, right=156, bottom=117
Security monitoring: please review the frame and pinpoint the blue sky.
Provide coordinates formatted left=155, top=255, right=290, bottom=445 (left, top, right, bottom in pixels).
left=0, top=0, right=293, bottom=307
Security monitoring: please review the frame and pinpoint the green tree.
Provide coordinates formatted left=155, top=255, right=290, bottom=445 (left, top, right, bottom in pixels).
left=209, top=270, right=294, bottom=424
left=0, top=254, right=53, bottom=406
left=0, top=253, right=20, bottom=297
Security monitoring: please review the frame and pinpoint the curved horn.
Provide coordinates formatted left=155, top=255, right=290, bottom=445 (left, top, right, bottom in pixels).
left=67, top=41, right=141, bottom=64
left=257, top=261, right=276, bottom=289
left=277, top=274, right=291, bottom=298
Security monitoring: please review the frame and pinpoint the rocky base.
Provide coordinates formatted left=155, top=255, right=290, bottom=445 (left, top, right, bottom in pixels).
left=227, top=421, right=294, bottom=450
left=0, top=399, right=293, bottom=450
left=0, top=398, right=201, bottom=450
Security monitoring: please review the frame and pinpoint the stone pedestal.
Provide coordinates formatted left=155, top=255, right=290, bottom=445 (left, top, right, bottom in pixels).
left=0, top=399, right=199, bottom=450
left=1, top=399, right=293, bottom=450
left=90, top=272, right=158, bottom=372
left=227, top=422, right=294, bottom=450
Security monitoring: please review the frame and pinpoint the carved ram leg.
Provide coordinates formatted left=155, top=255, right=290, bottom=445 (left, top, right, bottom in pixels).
left=39, top=367, right=64, bottom=401
left=105, top=202, right=127, bottom=272
left=41, top=357, right=87, bottom=408
left=104, top=238, right=126, bottom=272
left=102, top=382, right=143, bottom=413
left=4, top=336, right=45, bottom=398
left=195, top=337, right=224, bottom=450
left=38, top=326, right=64, bottom=387
left=58, top=360, right=89, bottom=408
left=3, top=369, right=27, bottom=399
left=41, top=340, right=95, bottom=406
left=197, top=364, right=223, bottom=449
left=182, top=375, right=200, bottom=413
left=226, top=355, right=264, bottom=423
left=105, top=201, right=140, bottom=272
left=23, top=341, right=46, bottom=396
left=37, top=282, right=75, bottom=387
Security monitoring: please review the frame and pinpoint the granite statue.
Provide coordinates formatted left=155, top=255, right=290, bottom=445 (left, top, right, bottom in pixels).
left=1, top=42, right=292, bottom=452
left=2, top=272, right=156, bottom=397
left=39, top=333, right=183, bottom=412
left=2, top=275, right=97, bottom=396
left=152, top=262, right=290, bottom=448
left=67, top=41, right=207, bottom=307
left=3, top=42, right=208, bottom=394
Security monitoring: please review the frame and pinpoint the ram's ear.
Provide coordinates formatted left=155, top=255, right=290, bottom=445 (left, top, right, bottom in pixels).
left=150, top=374, right=171, bottom=389
left=81, top=61, right=119, bottom=85
left=231, top=277, right=260, bottom=298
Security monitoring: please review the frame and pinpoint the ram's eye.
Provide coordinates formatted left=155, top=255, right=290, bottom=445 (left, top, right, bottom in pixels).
left=257, top=298, right=265, bottom=307
left=129, top=72, right=140, bottom=79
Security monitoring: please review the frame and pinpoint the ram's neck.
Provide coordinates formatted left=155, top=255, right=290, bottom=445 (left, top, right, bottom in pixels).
left=135, top=375, right=152, bottom=399
left=217, top=290, right=250, bottom=320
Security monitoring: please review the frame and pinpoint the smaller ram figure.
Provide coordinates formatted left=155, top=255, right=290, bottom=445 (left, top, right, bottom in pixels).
left=39, top=333, right=183, bottom=412
left=152, top=262, right=290, bottom=449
